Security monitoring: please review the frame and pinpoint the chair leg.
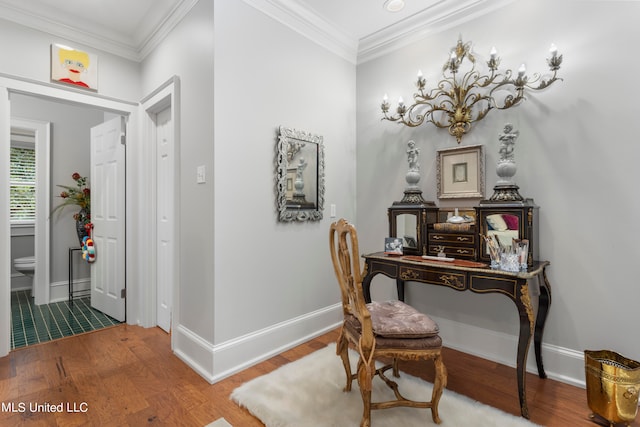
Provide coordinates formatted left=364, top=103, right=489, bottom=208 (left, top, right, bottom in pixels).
left=430, top=354, right=448, bottom=424
left=392, top=357, right=399, bottom=377
left=336, top=329, right=352, bottom=392
left=357, top=358, right=373, bottom=427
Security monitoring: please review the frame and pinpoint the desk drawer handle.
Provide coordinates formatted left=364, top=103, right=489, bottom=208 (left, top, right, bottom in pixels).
left=440, top=274, right=464, bottom=289
left=400, top=270, right=420, bottom=280
left=457, top=237, right=470, bottom=241
left=456, top=249, right=471, bottom=254
left=432, top=235, right=444, bottom=240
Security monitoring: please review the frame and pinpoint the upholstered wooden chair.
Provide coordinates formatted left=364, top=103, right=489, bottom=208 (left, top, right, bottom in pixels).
left=329, top=218, right=447, bottom=427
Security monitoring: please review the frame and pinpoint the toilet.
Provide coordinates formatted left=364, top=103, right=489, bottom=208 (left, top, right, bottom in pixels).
left=14, top=255, right=36, bottom=278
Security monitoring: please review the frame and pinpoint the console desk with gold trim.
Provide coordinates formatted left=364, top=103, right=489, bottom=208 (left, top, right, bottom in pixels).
left=361, top=252, right=551, bottom=419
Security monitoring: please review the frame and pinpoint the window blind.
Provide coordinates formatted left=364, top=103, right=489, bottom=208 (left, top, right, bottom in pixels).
left=10, top=146, right=36, bottom=223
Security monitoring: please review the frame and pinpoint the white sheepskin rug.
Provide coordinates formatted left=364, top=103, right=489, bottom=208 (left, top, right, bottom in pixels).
left=231, top=346, right=541, bottom=427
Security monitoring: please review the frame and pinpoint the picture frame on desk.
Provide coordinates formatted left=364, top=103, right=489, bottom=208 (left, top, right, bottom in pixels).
left=437, top=144, right=485, bottom=199
left=384, top=237, right=403, bottom=255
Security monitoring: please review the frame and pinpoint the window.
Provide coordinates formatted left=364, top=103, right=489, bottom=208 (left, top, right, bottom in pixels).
left=10, top=145, right=36, bottom=224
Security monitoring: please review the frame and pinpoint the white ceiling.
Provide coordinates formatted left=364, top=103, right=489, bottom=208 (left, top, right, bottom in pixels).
left=290, top=0, right=448, bottom=41
left=0, top=0, right=515, bottom=63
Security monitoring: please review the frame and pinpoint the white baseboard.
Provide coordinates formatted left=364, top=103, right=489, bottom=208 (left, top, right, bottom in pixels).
left=432, top=315, right=586, bottom=389
left=10, top=273, right=31, bottom=292
left=173, top=324, right=216, bottom=382
left=10, top=277, right=92, bottom=303
left=173, top=303, right=343, bottom=384
left=49, top=278, right=90, bottom=303
left=171, top=304, right=586, bottom=389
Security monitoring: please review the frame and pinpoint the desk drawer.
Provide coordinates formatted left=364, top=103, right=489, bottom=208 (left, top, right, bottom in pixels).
left=399, top=266, right=467, bottom=290
left=429, top=232, right=475, bottom=244
left=427, top=244, right=476, bottom=260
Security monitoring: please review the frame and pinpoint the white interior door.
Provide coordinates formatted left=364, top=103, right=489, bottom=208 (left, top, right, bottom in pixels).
left=156, top=107, right=173, bottom=332
left=90, top=116, right=126, bottom=321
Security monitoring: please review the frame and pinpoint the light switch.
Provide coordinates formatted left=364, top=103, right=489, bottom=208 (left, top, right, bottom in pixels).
left=330, top=204, right=336, bottom=218
left=196, top=165, right=206, bottom=184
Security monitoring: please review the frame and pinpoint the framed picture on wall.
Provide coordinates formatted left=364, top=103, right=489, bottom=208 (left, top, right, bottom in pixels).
left=437, top=144, right=485, bottom=199
left=50, top=44, right=98, bottom=91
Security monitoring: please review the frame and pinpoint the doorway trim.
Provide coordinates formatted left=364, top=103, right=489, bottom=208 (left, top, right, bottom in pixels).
left=140, top=76, right=180, bottom=347
left=0, top=74, right=139, bottom=357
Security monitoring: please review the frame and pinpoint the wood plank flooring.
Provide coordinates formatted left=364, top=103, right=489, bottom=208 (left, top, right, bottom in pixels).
left=0, top=324, right=636, bottom=426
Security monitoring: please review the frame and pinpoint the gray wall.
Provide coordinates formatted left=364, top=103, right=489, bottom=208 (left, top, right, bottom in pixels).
left=356, top=0, right=640, bottom=367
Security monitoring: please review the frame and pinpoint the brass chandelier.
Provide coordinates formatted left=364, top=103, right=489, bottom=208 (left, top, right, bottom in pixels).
left=381, top=38, right=563, bottom=143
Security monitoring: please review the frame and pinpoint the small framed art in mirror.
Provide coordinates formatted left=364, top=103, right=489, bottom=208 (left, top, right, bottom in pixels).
left=276, top=126, right=325, bottom=222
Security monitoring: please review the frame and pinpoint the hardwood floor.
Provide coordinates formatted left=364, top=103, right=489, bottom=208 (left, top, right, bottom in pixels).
left=0, top=324, right=636, bottom=426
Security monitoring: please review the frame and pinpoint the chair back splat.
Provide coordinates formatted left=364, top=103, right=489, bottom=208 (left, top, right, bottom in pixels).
left=329, top=218, right=447, bottom=427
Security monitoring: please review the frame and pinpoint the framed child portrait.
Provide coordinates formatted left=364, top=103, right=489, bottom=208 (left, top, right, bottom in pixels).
left=51, top=44, right=98, bottom=91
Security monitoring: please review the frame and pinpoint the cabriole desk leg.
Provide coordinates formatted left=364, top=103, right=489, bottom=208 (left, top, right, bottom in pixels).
left=516, top=279, right=534, bottom=419
left=534, top=268, right=552, bottom=378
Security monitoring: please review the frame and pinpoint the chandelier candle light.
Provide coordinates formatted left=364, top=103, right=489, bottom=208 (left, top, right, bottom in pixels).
left=381, top=38, right=563, bottom=143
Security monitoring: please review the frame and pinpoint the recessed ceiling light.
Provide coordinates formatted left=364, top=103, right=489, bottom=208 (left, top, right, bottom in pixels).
left=384, top=0, right=405, bottom=12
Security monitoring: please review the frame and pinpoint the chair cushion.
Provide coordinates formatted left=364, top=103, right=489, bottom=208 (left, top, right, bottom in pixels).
left=367, top=300, right=439, bottom=338
left=344, top=314, right=442, bottom=350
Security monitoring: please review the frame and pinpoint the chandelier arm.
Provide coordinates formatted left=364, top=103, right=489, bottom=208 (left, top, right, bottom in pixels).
left=465, top=92, right=494, bottom=111
left=400, top=104, right=428, bottom=127
left=495, top=93, right=525, bottom=110
left=417, top=103, right=452, bottom=129
left=524, top=71, right=563, bottom=91
left=404, top=102, right=453, bottom=129
left=488, top=79, right=521, bottom=98
left=474, top=69, right=502, bottom=88
left=416, top=87, right=442, bottom=102
left=460, top=69, right=480, bottom=90
left=422, top=109, right=450, bottom=129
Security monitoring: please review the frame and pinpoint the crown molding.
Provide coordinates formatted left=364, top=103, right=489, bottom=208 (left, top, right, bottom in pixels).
left=138, top=0, right=200, bottom=61
left=0, top=0, right=198, bottom=62
left=0, top=0, right=516, bottom=64
left=357, top=0, right=519, bottom=64
left=242, top=0, right=518, bottom=66
left=241, top=0, right=358, bottom=64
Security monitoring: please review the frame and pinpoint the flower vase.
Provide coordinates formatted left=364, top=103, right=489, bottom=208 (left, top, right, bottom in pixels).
left=75, top=208, right=89, bottom=246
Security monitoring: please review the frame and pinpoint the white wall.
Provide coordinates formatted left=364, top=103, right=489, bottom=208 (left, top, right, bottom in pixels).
left=0, top=18, right=141, bottom=102
left=357, top=0, right=640, bottom=384
left=140, top=0, right=356, bottom=380
left=140, top=0, right=216, bottom=372
left=211, top=0, right=355, bottom=377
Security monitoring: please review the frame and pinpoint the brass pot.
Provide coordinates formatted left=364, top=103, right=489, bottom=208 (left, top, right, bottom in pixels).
left=585, top=349, right=640, bottom=426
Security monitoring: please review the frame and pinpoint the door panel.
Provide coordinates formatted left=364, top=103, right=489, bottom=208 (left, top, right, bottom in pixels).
left=90, top=116, right=125, bottom=321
